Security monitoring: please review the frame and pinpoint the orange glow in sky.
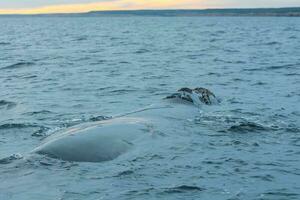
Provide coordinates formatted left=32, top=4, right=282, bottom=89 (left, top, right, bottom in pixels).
left=0, top=0, right=207, bottom=14
left=0, top=0, right=298, bottom=15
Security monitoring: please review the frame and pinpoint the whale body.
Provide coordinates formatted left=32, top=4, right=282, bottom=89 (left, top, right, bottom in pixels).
left=33, top=117, right=148, bottom=162
left=33, top=87, right=218, bottom=163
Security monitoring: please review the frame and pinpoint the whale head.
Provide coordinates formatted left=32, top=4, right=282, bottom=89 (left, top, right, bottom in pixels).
left=165, top=87, right=218, bottom=106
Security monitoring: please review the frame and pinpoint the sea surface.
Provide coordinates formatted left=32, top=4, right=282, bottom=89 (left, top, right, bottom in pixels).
left=0, top=16, right=299, bottom=200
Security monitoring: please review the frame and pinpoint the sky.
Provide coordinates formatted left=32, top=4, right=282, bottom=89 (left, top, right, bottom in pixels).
left=0, top=0, right=299, bottom=14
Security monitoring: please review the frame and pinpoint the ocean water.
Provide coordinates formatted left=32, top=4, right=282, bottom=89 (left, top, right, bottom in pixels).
left=0, top=16, right=300, bottom=200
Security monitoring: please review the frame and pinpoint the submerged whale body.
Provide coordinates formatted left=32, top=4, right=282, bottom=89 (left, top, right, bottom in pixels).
left=33, top=117, right=147, bottom=162
left=33, top=87, right=218, bottom=163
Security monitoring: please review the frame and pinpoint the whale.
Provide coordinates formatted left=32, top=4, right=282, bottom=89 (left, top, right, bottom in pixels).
left=32, top=87, right=218, bottom=163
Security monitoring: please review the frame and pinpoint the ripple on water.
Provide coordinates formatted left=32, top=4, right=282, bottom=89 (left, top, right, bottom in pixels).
left=89, top=115, right=112, bottom=122
left=126, top=185, right=204, bottom=197
left=261, top=190, right=300, bottom=199
left=135, top=48, right=151, bottom=54
left=0, top=153, right=23, bottom=164
left=0, top=62, right=35, bottom=70
left=22, top=110, right=53, bottom=116
left=0, top=42, right=10, bottom=45
left=162, top=185, right=205, bottom=193
left=265, top=63, right=300, bottom=70
left=0, top=100, right=17, bottom=110
left=227, top=121, right=271, bottom=133
left=0, top=123, right=40, bottom=130
left=31, top=126, right=51, bottom=137
left=108, top=88, right=138, bottom=95
left=115, top=170, right=135, bottom=177
left=251, top=174, right=275, bottom=182
left=194, top=113, right=293, bottom=134
left=243, top=63, right=299, bottom=72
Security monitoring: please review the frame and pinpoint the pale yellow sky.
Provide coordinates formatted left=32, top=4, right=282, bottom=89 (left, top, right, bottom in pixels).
left=0, top=0, right=206, bottom=14
left=0, top=0, right=299, bottom=14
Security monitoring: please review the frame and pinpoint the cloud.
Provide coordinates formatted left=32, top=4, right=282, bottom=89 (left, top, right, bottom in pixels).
left=0, top=0, right=206, bottom=14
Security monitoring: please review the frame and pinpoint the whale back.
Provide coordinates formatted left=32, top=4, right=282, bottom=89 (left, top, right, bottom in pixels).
left=33, top=117, right=148, bottom=162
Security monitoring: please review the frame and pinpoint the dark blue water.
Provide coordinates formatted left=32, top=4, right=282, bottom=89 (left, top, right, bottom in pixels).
left=0, top=16, right=300, bottom=200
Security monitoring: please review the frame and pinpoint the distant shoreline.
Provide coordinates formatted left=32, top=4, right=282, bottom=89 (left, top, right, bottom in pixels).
left=1, top=7, right=300, bottom=17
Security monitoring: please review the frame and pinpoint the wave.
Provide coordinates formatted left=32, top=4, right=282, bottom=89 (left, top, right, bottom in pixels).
left=135, top=49, right=151, bottom=54
left=285, top=72, right=300, bottom=76
left=194, top=113, right=299, bottom=134
left=89, top=115, right=112, bottom=121
left=31, top=126, right=51, bottom=137
left=0, top=153, right=23, bottom=164
left=22, top=75, right=38, bottom=79
left=248, top=41, right=281, bottom=46
left=0, top=100, right=17, bottom=110
left=285, top=126, right=300, bottom=133
left=262, top=190, right=299, bottom=198
left=96, top=86, right=115, bottom=91
left=265, top=41, right=281, bottom=46
left=252, top=81, right=267, bottom=86
left=108, top=89, right=138, bottom=95
left=54, top=115, right=111, bottom=129
left=228, top=122, right=270, bottom=133
left=126, top=185, right=204, bottom=196
left=23, top=110, right=53, bottom=116
left=243, top=63, right=299, bottom=72
left=163, top=185, right=204, bottom=193
left=0, top=62, right=35, bottom=70
left=115, top=170, right=134, bottom=177
left=0, top=123, right=40, bottom=130
left=0, top=42, right=10, bottom=45
left=73, top=36, right=87, bottom=41
left=265, top=63, right=299, bottom=70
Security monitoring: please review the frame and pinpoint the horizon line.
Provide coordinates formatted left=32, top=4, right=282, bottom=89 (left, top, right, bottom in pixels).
left=0, top=6, right=299, bottom=16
